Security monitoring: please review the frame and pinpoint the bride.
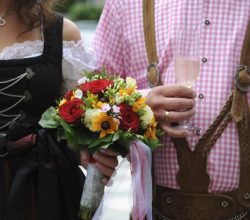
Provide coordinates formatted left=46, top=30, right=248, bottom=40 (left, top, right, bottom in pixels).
left=0, top=0, right=117, bottom=219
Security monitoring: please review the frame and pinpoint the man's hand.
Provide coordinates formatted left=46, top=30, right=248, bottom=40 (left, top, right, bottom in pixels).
left=80, top=149, right=119, bottom=185
left=146, top=84, right=196, bottom=138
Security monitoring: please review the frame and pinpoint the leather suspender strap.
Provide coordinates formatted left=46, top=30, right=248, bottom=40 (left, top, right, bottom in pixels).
left=172, top=94, right=233, bottom=193
left=143, top=0, right=159, bottom=200
left=143, top=0, right=161, bottom=87
left=233, top=19, right=250, bottom=207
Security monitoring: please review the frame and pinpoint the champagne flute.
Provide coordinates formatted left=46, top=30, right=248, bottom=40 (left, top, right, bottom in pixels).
left=173, top=28, right=200, bottom=131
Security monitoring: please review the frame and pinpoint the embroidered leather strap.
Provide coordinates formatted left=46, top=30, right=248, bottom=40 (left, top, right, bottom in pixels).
left=143, top=0, right=161, bottom=87
left=143, top=0, right=159, bottom=200
left=233, top=20, right=250, bottom=208
left=171, top=93, right=233, bottom=193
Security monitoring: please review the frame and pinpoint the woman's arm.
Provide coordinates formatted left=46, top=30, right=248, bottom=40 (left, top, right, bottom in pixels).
left=62, top=18, right=81, bottom=42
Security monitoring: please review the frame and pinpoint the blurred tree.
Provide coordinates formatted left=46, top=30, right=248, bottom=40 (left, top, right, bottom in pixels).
left=56, top=0, right=104, bottom=20
left=56, top=0, right=86, bottom=13
left=68, top=2, right=102, bottom=20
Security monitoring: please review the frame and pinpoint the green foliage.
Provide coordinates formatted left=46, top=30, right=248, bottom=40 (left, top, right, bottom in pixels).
left=39, top=107, right=60, bottom=128
left=55, top=0, right=79, bottom=13
left=68, top=2, right=103, bottom=20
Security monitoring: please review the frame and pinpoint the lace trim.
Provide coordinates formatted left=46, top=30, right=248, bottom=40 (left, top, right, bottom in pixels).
left=0, top=39, right=86, bottom=60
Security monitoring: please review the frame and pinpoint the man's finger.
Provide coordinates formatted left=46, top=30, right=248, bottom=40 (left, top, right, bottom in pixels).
left=158, top=84, right=196, bottom=98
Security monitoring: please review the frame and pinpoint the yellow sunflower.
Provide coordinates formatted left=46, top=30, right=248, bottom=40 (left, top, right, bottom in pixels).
left=91, top=112, right=119, bottom=138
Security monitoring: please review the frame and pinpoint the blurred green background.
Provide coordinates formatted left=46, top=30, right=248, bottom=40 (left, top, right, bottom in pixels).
left=58, top=0, right=105, bottom=21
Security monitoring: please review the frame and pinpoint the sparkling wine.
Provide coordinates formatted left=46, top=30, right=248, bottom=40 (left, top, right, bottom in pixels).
left=174, top=56, right=200, bottom=87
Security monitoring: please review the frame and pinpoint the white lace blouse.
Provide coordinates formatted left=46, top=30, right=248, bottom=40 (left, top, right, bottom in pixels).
left=0, top=39, right=96, bottom=93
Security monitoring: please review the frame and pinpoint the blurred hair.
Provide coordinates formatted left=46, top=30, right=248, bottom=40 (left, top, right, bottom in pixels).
left=14, top=0, right=63, bottom=29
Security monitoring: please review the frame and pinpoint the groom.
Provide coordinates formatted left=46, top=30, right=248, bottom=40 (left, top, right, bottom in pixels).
left=88, top=0, right=250, bottom=219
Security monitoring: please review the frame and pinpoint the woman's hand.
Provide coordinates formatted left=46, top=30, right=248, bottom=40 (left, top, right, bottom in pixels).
left=80, top=149, right=119, bottom=185
left=146, top=84, right=196, bottom=138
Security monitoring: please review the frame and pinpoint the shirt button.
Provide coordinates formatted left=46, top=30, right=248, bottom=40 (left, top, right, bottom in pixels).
left=196, top=129, right=201, bottom=136
left=199, top=93, right=204, bottom=99
left=202, top=57, right=207, bottom=63
left=205, top=20, right=210, bottom=25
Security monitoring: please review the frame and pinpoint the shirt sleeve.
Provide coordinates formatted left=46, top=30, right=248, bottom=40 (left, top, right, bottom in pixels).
left=61, top=40, right=97, bottom=94
left=92, top=0, right=125, bottom=77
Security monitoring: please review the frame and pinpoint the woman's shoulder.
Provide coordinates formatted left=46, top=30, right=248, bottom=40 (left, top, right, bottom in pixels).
left=62, top=18, right=81, bottom=42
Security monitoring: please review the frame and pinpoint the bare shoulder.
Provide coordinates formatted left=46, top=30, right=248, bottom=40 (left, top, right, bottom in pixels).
left=62, top=18, right=81, bottom=42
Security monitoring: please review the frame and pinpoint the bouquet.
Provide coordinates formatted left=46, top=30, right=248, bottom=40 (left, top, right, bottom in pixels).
left=39, top=68, right=162, bottom=220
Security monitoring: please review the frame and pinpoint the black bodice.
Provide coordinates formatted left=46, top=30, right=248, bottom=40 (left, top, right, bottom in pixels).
left=0, top=16, right=84, bottom=220
left=0, top=17, right=63, bottom=130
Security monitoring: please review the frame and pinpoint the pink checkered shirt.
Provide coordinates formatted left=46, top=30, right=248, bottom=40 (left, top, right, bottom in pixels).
left=93, top=0, right=250, bottom=192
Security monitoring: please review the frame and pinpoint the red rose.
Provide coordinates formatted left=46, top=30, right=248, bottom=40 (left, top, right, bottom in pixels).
left=64, top=90, right=74, bottom=100
left=59, top=98, right=85, bottom=124
left=118, top=103, right=140, bottom=132
left=80, top=79, right=113, bottom=94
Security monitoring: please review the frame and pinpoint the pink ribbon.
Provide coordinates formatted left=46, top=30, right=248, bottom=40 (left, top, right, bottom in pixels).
left=130, top=140, right=152, bottom=220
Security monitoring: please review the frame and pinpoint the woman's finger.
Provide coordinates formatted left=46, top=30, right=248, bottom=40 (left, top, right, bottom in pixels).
left=93, top=151, right=119, bottom=169
left=80, top=150, right=90, bottom=168
left=95, top=161, right=116, bottom=178
left=100, top=148, right=120, bottom=157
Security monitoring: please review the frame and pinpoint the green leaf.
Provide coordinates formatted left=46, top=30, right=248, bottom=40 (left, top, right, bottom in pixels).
left=100, top=142, right=112, bottom=149
left=75, top=128, right=96, bottom=146
left=116, top=132, right=133, bottom=151
left=88, top=134, right=110, bottom=148
left=59, top=119, right=75, bottom=135
left=39, top=107, right=59, bottom=128
left=111, top=131, right=120, bottom=142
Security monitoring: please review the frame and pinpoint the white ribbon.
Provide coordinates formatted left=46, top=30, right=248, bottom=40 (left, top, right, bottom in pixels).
left=92, top=140, right=152, bottom=220
left=130, top=140, right=152, bottom=220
